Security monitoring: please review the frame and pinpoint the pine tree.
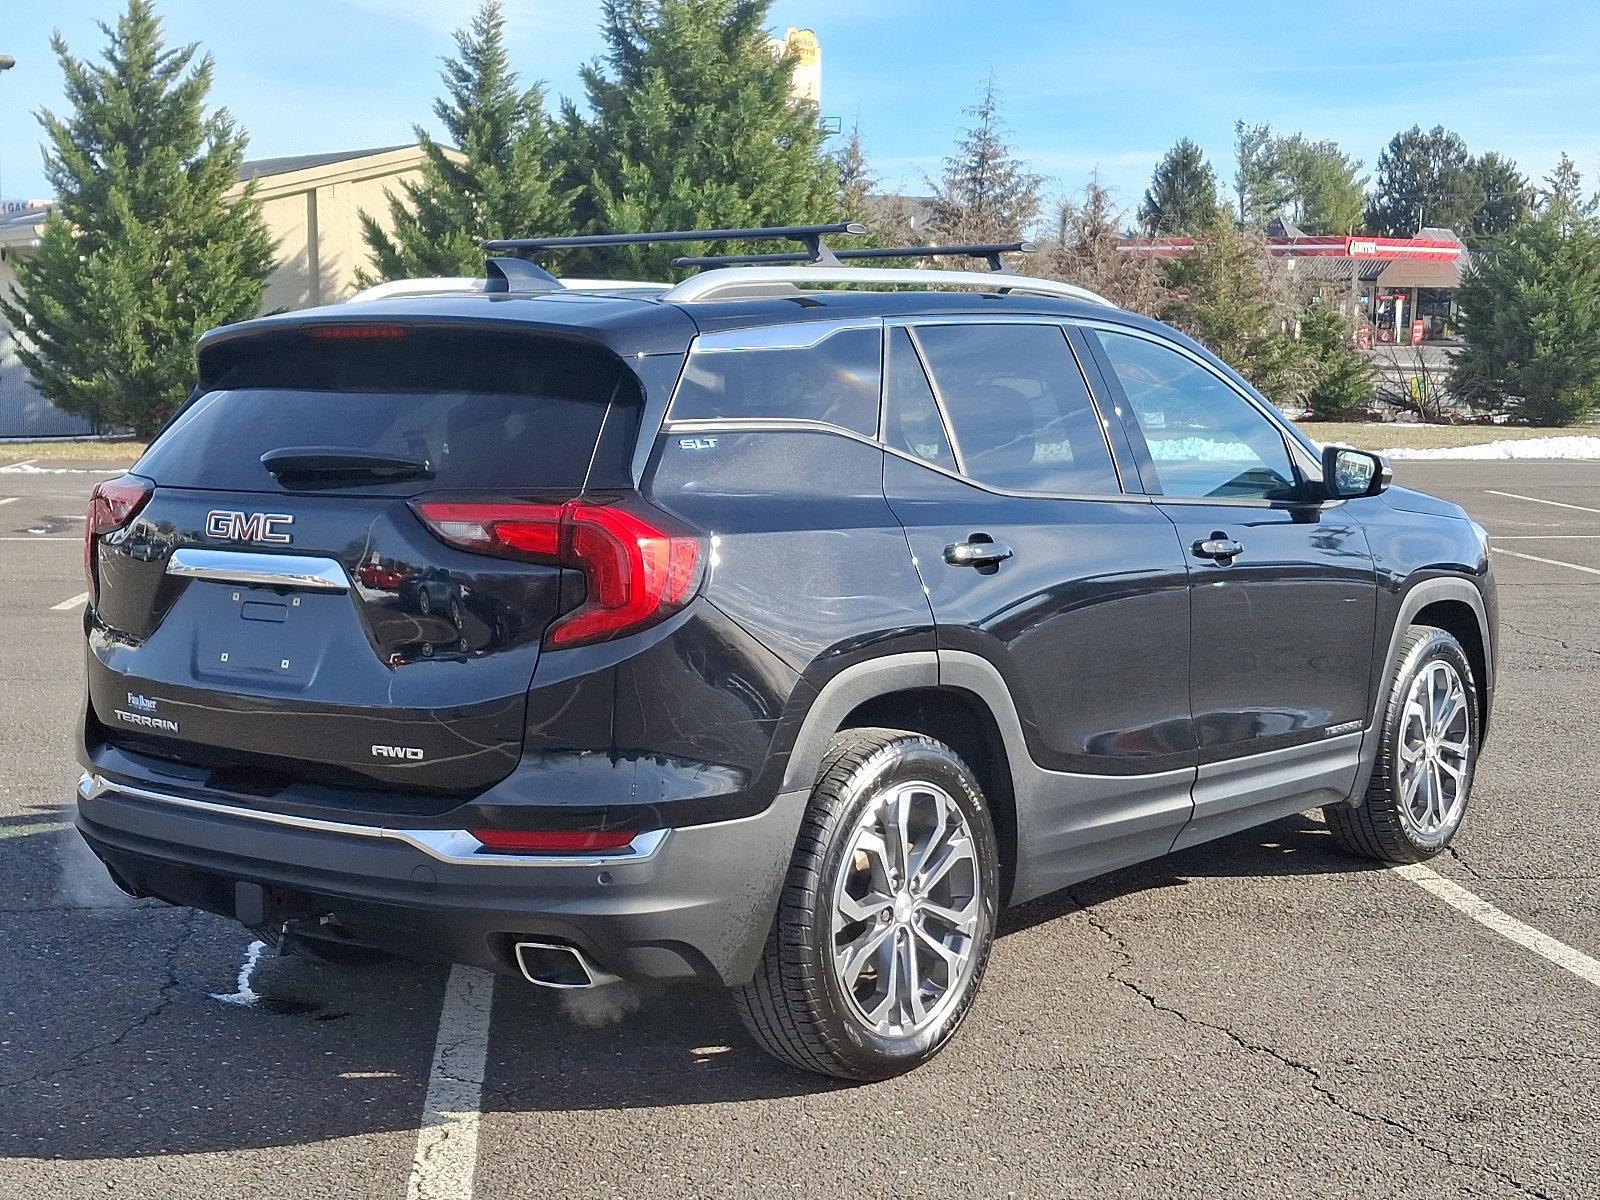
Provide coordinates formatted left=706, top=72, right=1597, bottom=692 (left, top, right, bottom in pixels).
left=1365, top=125, right=1477, bottom=235
left=1466, top=152, right=1530, bottom=238
left=555, top=0, right=838, bottom=279
left=1138, top=138, right=1219, bottom=235
left=0, top=0, right=272, bottom=437
left=926, top=77, right=1042, bottom=247
left=1160, top=214, right=1310, bottom=405
left=1450, top=163, right=1600, bottom=426
left=835, top=121, right=875, bottom=224
left=1300, top=301, right=1374, bottom=419
left=361, top=1, right=565, bottom=282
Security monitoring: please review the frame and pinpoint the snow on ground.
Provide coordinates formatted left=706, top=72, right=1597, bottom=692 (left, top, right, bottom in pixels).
left=1382, top=436, right=1600, bottom=461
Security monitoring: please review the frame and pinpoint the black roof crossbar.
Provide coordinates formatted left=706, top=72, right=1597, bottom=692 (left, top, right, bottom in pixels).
left=482, top=223, right=868, bottom=266
left=672, top=241, right=1038, bottom=274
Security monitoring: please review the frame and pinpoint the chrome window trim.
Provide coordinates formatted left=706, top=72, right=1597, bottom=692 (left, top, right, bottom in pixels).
left=1076, top=319, right=1326, bottom=484
left=77, top=773, right=671, bottom=867
left=166, top=549, right=350, bottom=592
left=659, top=418, right=1155, bottom=505
left=901, top=325, right=968, bottom=475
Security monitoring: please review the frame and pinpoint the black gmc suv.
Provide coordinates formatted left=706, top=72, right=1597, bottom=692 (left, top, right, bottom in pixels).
left=74, top=227, right=1496, bottom=1080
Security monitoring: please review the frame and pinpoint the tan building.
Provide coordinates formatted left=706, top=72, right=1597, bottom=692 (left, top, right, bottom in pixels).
left=0, top=145, right=434, bottom=435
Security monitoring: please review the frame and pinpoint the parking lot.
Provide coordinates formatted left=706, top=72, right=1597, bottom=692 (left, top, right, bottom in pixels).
left=1, top=454, right=1597, bottom=1199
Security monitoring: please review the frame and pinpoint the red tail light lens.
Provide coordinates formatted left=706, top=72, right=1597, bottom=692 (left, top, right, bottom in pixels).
left=472, top=828, right=637, bottom=854
left=413, top=499, right=704, bottom=648
left=84, top=475, right=153, bottom=604
left=306, top=324, right=409, bottom=340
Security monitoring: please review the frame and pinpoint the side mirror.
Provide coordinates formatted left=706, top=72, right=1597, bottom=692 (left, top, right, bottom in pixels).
left=1321, top=445, right=1391, bottom=499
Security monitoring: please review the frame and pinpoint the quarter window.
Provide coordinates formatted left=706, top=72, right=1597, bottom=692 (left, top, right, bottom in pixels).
left=911, top=323, right=1120, bottom=495
left=1095, top=330, right=1299, bottom=501
left=669, top=325, right=881, bottom=435
left=882, top=327, right=955, bottom=470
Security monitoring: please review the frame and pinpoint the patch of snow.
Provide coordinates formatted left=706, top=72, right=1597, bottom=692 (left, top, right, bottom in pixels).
left=1383, top=436, right=1600, bottom=461
left=0, top=462, right=122, bottom=475
left=210, top=940, right=267, bottom=1007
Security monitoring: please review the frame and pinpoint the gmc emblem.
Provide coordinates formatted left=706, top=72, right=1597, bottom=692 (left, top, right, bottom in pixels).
left=205, top=510, right=293, bottom=544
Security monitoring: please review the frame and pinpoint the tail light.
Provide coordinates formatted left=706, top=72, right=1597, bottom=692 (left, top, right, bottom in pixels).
left=472, top=828, right=637, bottom=854
left=414, top=499, right=704, bottom=648
left=84, top=476, right=153, bottom=604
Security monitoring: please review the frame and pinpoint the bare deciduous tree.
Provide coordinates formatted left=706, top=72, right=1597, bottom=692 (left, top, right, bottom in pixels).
left=1030, top=178, right=1165, bottom=315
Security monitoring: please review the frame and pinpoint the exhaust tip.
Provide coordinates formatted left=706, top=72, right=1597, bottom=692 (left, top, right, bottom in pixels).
left=514, top=940, right=620, bottom=989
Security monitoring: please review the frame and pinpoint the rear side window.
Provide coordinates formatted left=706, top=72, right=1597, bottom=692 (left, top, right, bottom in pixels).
left=912, top=323, right=1120, bottom=495
left=883, top=327, right=955, bottom=470
left=139, top=330, right=630, bottom=491
left=668, top=325, right=881, bottom=435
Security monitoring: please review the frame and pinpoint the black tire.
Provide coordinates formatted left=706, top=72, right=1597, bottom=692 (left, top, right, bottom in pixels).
left=732, top=728, right=1001, bottom=1081
left=1324, top=625, right=1480, bottom=863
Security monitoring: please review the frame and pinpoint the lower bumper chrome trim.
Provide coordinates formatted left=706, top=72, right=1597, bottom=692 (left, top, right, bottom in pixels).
left=76, top=772, right=669, bottom=867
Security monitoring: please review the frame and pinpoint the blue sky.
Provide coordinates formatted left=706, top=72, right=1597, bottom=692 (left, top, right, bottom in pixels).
left=3, top=0, right=1598, bottom=222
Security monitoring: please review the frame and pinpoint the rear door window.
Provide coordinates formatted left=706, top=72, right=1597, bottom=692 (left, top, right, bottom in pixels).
left=138, top=329, right=630, bottom=491
left=911, top=323, right=1121, bottom=495
left=882, top=326, right=956, bottom=470
left=668, top=324, right=881, bottom=435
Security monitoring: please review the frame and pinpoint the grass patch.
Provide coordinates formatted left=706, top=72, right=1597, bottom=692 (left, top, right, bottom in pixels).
left=0, top=440, right=145, bottom=462
left=1296, top=423, right=1600, bottom=451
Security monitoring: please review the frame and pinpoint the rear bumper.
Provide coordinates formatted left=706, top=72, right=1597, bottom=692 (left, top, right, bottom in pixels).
left=74, top=771, right=806, bottom=986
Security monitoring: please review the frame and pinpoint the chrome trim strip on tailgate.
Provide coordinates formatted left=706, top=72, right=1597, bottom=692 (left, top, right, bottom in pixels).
left=76, top=773, right=670, bottom=867
left=166, top=548, right=350, bottom=592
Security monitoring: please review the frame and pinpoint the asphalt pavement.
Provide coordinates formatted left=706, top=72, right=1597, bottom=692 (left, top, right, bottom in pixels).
left=1, top=454, right=1597, bottom=1199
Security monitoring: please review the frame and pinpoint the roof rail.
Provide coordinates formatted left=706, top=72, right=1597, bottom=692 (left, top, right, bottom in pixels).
left=483, top=223, right=867, bottom=265
left=660, top=265, right=1117, bottom=308
left=673, top=241, right=1036, bottom=273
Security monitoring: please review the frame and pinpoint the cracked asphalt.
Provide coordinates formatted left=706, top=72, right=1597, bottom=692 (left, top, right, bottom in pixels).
left=1, top=457, right=1597, bottom=1199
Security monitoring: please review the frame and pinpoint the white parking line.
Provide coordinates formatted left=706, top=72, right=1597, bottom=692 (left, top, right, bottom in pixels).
left=1491, top=547, right=1600, bottom=578
left=408, top=965, right=494, bottom=1200
left=51, top=592, right=90, bottom=611
left=0, top=537, right=78, bottom=542
left=1397, top=863, right=1600, bottom=989
left=1487, top=490, right=1600, bottom=517
left=0, top=497, right=16, bottom=507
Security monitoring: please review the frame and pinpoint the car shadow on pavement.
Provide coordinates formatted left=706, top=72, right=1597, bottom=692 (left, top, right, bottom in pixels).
left=3, top=808, right=1381, bottom=1160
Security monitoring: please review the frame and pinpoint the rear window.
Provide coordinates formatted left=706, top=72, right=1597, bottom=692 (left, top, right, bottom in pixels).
left=139, top=329, right=632, bottom=491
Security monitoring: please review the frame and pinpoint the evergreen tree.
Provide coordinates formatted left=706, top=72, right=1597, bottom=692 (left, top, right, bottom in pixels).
left=835, top=121, right=875, bottom=224
left=1365, top=125, right=1477, bottom=235
left=1450, top=187, right=1600, bottom=425
left=361, top=1, right=565, bottom=282
left=1138, top=138, right=1220, bottom=235
left=1233, top=121, right=1289, bottom=227
left=1275, top=136, right=1366, bottom=235
left=926, top=77, right=1043, bottom=246
left=556, top=0, right=837, bottom=279
left=1540, top=152, right=1593, bottom=224
left=1466, top=152, right=1530, bottom=238
left=1300, top=301, right=1374, bottom=419
left=0, top=0, right=272, bottom=437
left=1160, top=214, right=1309, bottom=405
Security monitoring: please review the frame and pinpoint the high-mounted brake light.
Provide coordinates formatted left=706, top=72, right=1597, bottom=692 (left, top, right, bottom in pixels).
left=84, top=475, right=153, bottom=604
left=306, top=324, right=408, bottom=340
left=413, top=499, right=704, bottom=649
left=471, top=828, right=638, bottom=855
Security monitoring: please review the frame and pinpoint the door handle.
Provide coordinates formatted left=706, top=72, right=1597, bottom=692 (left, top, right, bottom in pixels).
left=944, top=539, right=1014, bottom=569
left=1193, top=534, right=1243, bottom=562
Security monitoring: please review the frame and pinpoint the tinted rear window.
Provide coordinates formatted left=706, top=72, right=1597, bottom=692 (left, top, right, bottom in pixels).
left=139, top=329, right=631, bottom=491
left=668, top=325, right=881, bottom=434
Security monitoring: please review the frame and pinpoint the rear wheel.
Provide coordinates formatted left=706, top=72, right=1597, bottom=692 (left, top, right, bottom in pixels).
left=733, top=728, right=1000, bottom=1080
left=1324, top=625, right=1479, bottom=863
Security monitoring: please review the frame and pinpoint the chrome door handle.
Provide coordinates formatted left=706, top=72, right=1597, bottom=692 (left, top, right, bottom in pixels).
left=1193, top=536, right=1243, bottom=562
left=944, top=540, right=1014, bottom=568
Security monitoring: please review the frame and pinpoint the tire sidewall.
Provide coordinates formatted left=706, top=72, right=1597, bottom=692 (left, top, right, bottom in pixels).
left=809, top=740, right=1000, bottom=1071
left=1380, top=630, right=1480, bottom=854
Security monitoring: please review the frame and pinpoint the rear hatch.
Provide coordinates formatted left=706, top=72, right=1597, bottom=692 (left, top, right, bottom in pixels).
left=86, top=322, right=643, bottom=802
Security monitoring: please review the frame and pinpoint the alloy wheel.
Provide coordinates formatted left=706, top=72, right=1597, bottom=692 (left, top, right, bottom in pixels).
left=1397, top=659, right=1473, bottom=838
left=830, top=780, right=982, bottom=1038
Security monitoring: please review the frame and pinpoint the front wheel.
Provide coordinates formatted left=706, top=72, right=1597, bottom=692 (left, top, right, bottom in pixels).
left=1324, top=625, right=1480, bottom=862
left=733, top=728, right=1000, bottom=1080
